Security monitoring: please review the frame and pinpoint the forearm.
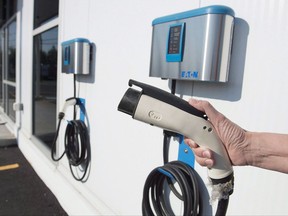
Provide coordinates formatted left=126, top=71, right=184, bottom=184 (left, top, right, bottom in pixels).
left=246, top=132, right=288, bottom=173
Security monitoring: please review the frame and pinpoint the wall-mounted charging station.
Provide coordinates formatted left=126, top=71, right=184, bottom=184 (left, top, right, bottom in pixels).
left=61, top=38, right=91, bottom=75
left=150, top=5, right=235, bottom=82
left=52, top=38, right=92, bottom=182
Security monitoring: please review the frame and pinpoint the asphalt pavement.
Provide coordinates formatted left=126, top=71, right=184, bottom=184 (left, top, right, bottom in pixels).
left=0, top=124, right=67, bottom=216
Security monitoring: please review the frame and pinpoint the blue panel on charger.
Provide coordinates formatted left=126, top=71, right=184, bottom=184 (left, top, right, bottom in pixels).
left=166, top=23, right=185, bottom=62
left=178, top=135, right=195, bottom=168
left=78, top=98, right=86, bottom=122
left=64, top=46, right=70, bottom=65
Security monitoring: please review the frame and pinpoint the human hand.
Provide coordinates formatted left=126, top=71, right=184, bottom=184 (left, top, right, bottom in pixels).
left=184, top=99, right=249, bottom=168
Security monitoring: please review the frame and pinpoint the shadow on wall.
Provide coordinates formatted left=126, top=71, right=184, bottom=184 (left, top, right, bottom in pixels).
left=171, top=18, right=249, bottom=102
left=76, top=43, right=97, bottom=84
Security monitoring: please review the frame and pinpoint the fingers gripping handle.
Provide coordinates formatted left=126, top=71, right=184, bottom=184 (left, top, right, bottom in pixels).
left=118, top=79, right=233, bottom=181
left=134, top=95, right=233, bottom=181
left=188, top=119, right=233, bottom=180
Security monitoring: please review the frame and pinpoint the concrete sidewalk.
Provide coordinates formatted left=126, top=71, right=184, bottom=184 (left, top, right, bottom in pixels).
left=0, top=123, right=17, bottom=148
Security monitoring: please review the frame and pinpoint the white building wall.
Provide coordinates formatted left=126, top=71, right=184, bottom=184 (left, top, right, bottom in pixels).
left=16, top=0, right=288, bottom=215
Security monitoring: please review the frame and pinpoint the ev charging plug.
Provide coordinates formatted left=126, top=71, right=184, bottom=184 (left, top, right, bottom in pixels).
left=118, top=79, right=234, bottom=195
left=60, top=97, right=78, bottom=114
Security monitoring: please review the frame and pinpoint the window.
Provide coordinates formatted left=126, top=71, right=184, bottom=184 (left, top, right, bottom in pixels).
left=0, top=32, right=2, bottom=106
left=34, top=0, right=59, bottom=29
left=0, top=18, right=16, bottom=121
left=0, top=0, right=17, bottom=28
left=32, top=0, right=59, bottom=148
left=0, top=0, right=17, bottom=121
left=7, top=20, right=16, bottom=82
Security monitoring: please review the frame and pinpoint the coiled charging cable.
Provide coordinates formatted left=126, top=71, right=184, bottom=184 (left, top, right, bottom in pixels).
left=51, top=97, right=91, bottom=181
left=142, top=161, right=201, bottom=215
left=142, top=131, right=202, bottom=216
left=142, top=131, right=232, bottom=216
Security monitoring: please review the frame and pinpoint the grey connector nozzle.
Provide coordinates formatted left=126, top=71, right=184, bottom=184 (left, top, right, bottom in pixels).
left=118, top=88, right=142, bottom=117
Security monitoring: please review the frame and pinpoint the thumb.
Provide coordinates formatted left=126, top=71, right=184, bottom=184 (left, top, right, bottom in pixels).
left=188, top=98, right=205, bottom=112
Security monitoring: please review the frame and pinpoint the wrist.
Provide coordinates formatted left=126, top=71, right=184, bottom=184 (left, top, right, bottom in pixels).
left=242, top=131, right=258, bottom=167
left=244, top=132, right=288, bottom=173
left=244, top=132, right=272, bottom=169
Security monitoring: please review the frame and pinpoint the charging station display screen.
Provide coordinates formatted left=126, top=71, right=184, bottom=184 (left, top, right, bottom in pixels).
left=168, top=25, right=182, bottom=54
left=166, top=23, right=184, bottom=62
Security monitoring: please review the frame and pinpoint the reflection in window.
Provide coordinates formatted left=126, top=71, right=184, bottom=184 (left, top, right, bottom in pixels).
left=1, top=18, right=16, bottom=120
left=34, top=0, right=59, bottom=29
left=33, top=27, right=58, bottom=147
left=7, top=20, right=16, bottom=82
left=0, top=33, right=2, bottom=106
left=0, top=0, right=17, bottom=28
left=7, top=85, right=15, bottom=120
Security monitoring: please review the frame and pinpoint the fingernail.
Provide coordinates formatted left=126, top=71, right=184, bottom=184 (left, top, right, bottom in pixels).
left=205, top=159, right=213, bottom=167
left=186, top=140, right=194, bottom=147
left=202, top=150, right=211, bottom=159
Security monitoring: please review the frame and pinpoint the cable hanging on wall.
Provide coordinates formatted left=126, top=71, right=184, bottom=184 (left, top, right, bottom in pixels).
left=51, top=38, right=92, bottom=182
left=51, top=96, right=91, bottom=182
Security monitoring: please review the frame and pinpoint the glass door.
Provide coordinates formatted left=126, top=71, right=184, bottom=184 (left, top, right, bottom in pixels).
left=0, top=17, right=17, bottom=122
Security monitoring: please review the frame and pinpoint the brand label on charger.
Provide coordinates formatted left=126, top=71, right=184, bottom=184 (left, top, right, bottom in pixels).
left=181, top=71, right=199, bottom=79
left=148, top=111, right=162, bottom=121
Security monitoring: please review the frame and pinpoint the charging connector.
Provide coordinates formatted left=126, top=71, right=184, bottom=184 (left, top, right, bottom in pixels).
left=51, top=97, right=91, bottom=181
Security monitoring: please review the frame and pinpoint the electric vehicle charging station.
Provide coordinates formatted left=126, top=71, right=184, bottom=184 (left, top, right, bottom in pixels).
left=118, top=5, right=235, bottom=216
left=150, top=5, right=234, bottom=82
left=61, top=38, right=91, bottom=75
left=51, top=38, right=92, bottom=182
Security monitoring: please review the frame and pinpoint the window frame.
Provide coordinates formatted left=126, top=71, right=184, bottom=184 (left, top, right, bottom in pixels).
left=31, top=0, right=59, bottom=150
left=0, top=14, right=17, bottom=121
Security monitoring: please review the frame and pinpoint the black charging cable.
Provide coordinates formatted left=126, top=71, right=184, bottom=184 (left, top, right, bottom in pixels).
left=51, top=74, right=91, bottom=181
left=51, top=104, right=91, bottom=181
left=142, top=160, right=201, bottom=216
left=142, top=131, right=202, bottom=216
